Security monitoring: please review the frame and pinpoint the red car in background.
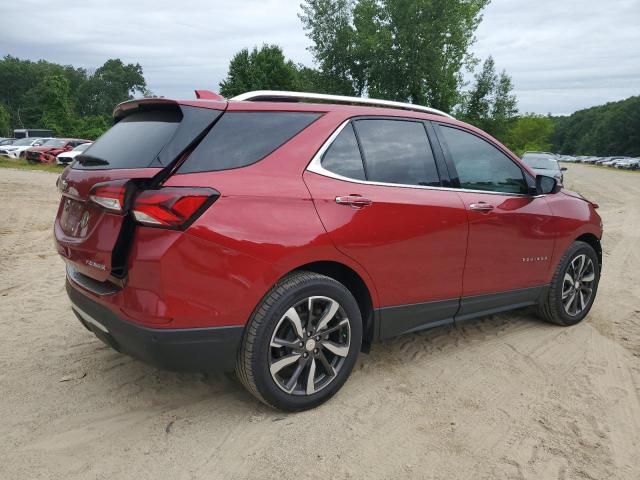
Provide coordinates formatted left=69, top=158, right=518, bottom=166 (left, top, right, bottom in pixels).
left=54, top=90, right=603, bottom=411
left=26, top=138, right=92, bottom=164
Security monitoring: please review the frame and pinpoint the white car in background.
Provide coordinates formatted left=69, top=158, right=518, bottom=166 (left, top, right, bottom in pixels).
left=56, top=142, right=93, bottom=165
left=0, top=137, right=51, bottom=159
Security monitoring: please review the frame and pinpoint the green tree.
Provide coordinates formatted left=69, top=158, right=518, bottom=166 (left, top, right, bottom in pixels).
left=552, top=96, right=640, bottom=156
left=459, top=56, right=496, bottom=131
left=491, top=70, right=518, bottom=139
left=458, top=56, right=518, bottom=140
left=0, top=56, right=148, bottom=133
left=219, top=45, right=300, bottom=97
left=300, top=0, right=490, bottom=111
left=505, top=114, right=554, bottom=156
left=72, top=115, right=111, bottom=140
left=20, top=74, right=74, bottom=136
left=77, top=59, right=146, bottom=116
left=299, top=0, right=361, bottom=95
left=0, top=55, right=88, bottom=129
left=0, top=103, right=10, bottom=137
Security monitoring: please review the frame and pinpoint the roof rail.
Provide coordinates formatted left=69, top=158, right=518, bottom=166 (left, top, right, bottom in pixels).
left=230, top=90, right=455, bottom=119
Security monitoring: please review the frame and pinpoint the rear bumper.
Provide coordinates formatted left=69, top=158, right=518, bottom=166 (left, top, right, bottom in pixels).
left=67, top=280, right=244, bottom=372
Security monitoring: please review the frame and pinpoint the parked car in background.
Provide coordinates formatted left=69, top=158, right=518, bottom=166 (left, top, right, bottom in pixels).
left=0, top=137, right=51, bottom=159
left=26, top=138, right=92, bottom=164
left=56, top=90, right=603, bottom=411
left=56, top=142, right=93, bottom=165
left=521, top=152, right=566, bottom=182
left=614, top=158, right=639, bottom=170
left=0, top=137, right=16, bottom=146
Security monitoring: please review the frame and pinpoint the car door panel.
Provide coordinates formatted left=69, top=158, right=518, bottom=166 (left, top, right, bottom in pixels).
left=304, top=172, right=469, bottom=308
left=434, top=123, right=556, bottom=300
left=456, top=191, right=556, bottom=296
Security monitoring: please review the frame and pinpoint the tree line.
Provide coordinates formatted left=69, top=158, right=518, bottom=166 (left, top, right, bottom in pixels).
left=1, top=0, right=637, bottom=157
left=552, top=96, right=640, bottom=157
left=0, top=56, right=147, bottom=139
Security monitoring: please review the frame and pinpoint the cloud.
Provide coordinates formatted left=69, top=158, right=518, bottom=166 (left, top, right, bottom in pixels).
left=1, top=0, right=638, bottom=114
left=471, top=0, right=640, bottom=113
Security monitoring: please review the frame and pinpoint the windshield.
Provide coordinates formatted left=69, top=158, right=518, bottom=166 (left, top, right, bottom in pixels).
left=13, top=138, right=40, bottom=146
left=42, top=139, right=66, bottom=147
left=522, top=155, right=559, bottom=170
left=74, top=143, right=92, bottom=152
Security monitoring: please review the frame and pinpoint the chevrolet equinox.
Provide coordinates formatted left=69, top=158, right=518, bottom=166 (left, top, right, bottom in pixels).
left=55, top=90, right=603, bottom=411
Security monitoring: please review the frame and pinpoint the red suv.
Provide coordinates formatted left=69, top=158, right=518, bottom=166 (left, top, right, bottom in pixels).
left=54, top=90, right=603, bottom=411
left=27, top=138, right=92, bottom=164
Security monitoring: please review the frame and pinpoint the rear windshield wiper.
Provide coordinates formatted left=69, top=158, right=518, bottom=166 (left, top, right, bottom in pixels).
left=76, top=155, right=110, bottom=166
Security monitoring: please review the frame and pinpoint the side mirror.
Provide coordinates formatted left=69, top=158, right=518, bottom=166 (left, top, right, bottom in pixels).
left=536, top=174, right=559, bottom=195
left=561, top=167, right=568, bottom=171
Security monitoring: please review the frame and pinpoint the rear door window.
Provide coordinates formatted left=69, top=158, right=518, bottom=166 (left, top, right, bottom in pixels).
left=353, top=119, right=441, bottom=186
left=178, top=112, right=321, bottom=173
left=74, top=109, right=181, bottom=169
left=320, top=124, right=366, bottom=180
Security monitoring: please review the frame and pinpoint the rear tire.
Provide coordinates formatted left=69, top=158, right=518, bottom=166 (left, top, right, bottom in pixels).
left=538, top=241, right=600, bottom=326
left=236, top=271, right=362, bottom=411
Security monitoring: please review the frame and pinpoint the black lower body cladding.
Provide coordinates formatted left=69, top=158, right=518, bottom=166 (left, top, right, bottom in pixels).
left=66, top=280, right=244, bottom=372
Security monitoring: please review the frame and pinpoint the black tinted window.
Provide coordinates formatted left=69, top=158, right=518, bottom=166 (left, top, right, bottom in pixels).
left=321, top=124, right=365, bottom=180
left=74, top=109, right=180, bottom=169
left=440, top=126, right=527, bottom=194
left=354, top=119, right=440, bottom=186
left=179, top=112, right=320, bottom=173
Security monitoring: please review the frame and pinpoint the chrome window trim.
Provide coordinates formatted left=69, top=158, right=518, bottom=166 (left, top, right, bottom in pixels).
left=307, top=119, right=543, bottom=198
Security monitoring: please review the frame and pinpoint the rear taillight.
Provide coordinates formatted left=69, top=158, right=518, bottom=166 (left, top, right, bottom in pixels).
left=89, top=180, right=130, bottom=212
left=132, top=187, right=218, bottom=228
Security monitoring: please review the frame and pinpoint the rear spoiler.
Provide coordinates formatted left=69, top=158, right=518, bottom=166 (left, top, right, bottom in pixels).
left=113, top=90, right=226, bottom=121
left=113, top=98, right=179, bottom=121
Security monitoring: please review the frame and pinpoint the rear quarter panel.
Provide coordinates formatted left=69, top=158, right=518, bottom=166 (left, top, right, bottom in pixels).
left=160, top=110, right=380, bottom=327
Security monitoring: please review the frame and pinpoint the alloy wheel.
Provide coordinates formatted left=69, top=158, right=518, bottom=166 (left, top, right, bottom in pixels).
left=269, top=296, right=351, bottom=395
left=562, top=254, right=596, bottom=317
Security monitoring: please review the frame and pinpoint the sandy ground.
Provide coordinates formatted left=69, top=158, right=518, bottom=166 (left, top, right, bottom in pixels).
left=0, top=164, right=638, bottom=480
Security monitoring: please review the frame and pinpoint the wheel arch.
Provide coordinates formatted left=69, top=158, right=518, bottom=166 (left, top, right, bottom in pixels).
left=286, top=260, right=377, bottom=352
left=575, top=233, right=602, bottom=267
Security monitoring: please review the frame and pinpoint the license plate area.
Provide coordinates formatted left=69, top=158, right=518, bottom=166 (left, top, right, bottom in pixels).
left=60, top=198, right=88, bottom=238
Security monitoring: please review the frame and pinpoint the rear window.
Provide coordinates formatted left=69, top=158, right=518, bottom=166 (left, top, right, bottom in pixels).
left=74, top=109, right=181, bottom=169
left=177, top=112, right=321, bottom=173
left=42, top=139, right=67, bottom=147
left=321, top=123, right=366, bottom=180
left=354, top=119, right=441, bottom=187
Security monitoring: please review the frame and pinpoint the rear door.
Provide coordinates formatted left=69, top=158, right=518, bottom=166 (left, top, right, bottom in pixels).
left=304, top=117, right=469, bottom=338
left=55, top=102, right=223, bottom=282
left=433, top=124, right=555, bottom=315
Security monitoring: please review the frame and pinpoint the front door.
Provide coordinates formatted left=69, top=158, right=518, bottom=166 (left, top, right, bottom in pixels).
left=435, top=124, right=556, bottom=317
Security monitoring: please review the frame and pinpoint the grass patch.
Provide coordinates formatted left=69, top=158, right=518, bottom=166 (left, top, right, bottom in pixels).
left=0, top=156, right=64, bottom=173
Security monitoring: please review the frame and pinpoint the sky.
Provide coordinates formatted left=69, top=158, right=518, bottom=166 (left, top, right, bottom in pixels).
left=1, top=0, right=638, bottom=115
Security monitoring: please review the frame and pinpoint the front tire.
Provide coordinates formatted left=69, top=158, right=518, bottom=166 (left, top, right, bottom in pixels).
left=236, top=271, right=362, bottom=411
left=538, top=241, right=600, bottom=326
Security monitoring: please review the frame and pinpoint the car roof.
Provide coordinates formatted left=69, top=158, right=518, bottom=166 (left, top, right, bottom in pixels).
left=112, top=89, right=533, bottom=174
left=114, top=90, right=457, bottom=124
